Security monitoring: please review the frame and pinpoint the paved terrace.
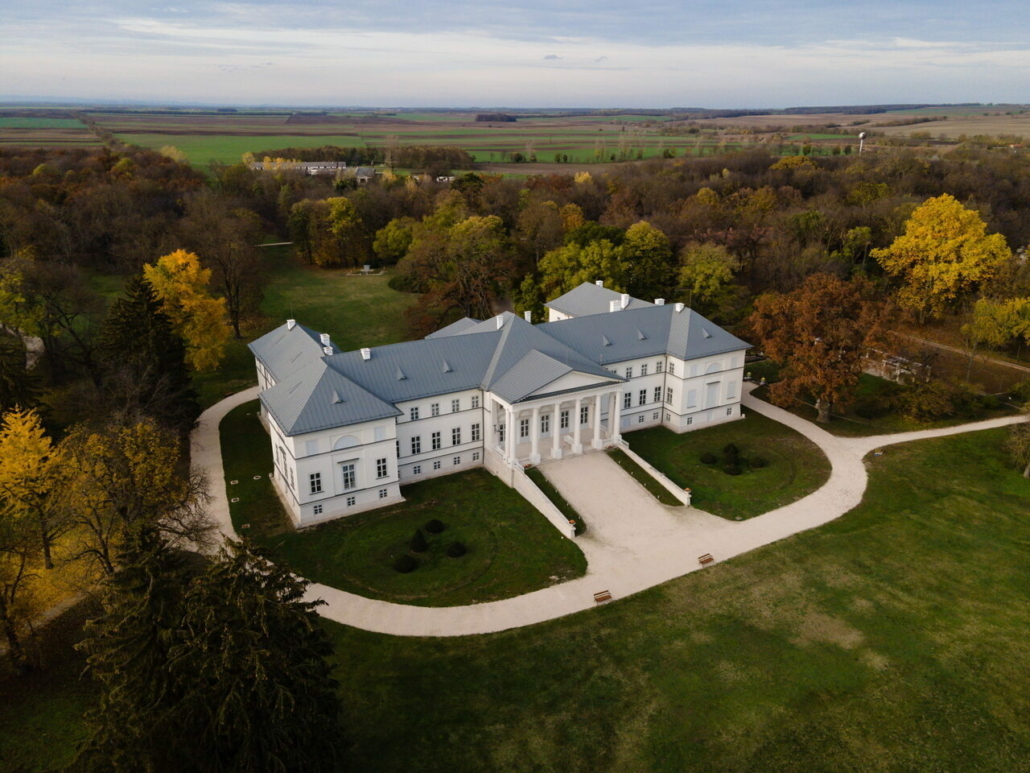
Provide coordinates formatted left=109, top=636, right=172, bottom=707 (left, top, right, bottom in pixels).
left=195, top=385, right=1026, bottom=637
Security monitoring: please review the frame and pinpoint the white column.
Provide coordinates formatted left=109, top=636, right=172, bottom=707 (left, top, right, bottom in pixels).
left=530, top=405, right=541, bottom=464
left=551, top=401, right=562, bottom=460
left=611, top=390, right=622, bottom=443
left=506, top=407, right=515, bottom=463
left=572, top=397, right=583, bottom=454
left=592, top=392, right=603, bottom=449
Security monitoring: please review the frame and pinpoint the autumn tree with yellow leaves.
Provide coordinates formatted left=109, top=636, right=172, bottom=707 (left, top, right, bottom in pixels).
left=872, top=194, right=1011, bottom=322
left=143, top=250, right=231, bottom=372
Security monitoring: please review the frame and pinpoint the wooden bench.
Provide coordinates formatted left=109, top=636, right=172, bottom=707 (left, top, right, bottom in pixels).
left=698, top=553, right=715, bottom=567
left=593, top=590, right=613, bottom=604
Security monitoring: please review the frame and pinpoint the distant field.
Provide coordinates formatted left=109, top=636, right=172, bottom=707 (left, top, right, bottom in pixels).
left=116, top=132, right=367, bottom=165
left=0, top=115, right=100, bottom=147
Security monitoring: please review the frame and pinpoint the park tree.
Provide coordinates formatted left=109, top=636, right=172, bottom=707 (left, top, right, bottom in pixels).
left=677, top=242, right=740, bottom=310
left=0, top=332, right=41, bottom=414
left=167, top=540, right=343, bottom=772
left=373, top=216, right=417, bottom=266
left=749, top=273, right=888, bottom=423
left=1005, top=420, right=1030, bottom=478
left=872, top=194, right=1012, bottom=321
left=619, top=221, right=675, bottom=301
left=0, top=408, right=68, bottom=569
left=538, top=239, right=628, bottom=299
left=516, top=200, right=564, bottom=267
left=0, top=495, right=38, bottom=673
left=144, top=250, right=231, bottom=372
left=99, top=275, right=200, bottom=434
left=62, top=417, right=212, bottom=575
left=443, top=215, right=514, bottom=319
left=512, top=274, right=545, bottom=322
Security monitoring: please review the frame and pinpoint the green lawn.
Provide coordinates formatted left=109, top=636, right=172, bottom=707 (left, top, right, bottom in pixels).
left=7, top=427, right=1030, bottom=771
left=606, top=448, right=683, bottom=506
left=526, top=466, right=586, bottom=534
left=220, top=401, right=586, bottom=606
left=624, top=413, right=831, bottom=520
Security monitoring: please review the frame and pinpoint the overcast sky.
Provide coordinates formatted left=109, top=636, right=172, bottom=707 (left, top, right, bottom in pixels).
left=3, top=0, right=1029, bottom=107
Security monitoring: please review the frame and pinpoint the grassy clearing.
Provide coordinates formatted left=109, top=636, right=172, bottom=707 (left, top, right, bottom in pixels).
left=625, top=413, right=831, bottom=520
left=220, top=401, right=586, bottom=606
left=326, top=427, right=1030, bottom=772
left=606, top=448, right=683, bottom=506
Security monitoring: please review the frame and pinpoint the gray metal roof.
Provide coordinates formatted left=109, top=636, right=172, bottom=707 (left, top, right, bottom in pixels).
left=545, top=282, right=654, bottom=317
left=540, top=305, right=750, bottom=364
left=253, top=303, right=747, bottom=435
left=259, top=358, right=401, bottom=436
left=248, top=322, right=327, bottom=383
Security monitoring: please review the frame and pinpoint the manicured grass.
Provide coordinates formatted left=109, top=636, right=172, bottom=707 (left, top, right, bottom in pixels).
left=625, top=413, right=831, bottom=520
left=526, top=466, right=586, bottom=535
left=9, top=428, right=1030, bottom=771
left=606, top=448, right=682, bottom=506
left=325, top=427, right=1030, bottom=771
left=220, top=401, right=586, bottom=606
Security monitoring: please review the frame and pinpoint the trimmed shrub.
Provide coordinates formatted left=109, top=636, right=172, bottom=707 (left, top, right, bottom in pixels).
left=446, top=542, right=467, bottom=558
left=750, top=456, right=768, bottom=469
left=722, top=442, right=739, bottom=456
left=410, top=528, right=428, bottom=553
left=700, top=451, right=718, bottom=464
left=393, top=554, right=417, bottom=573
left=723, top=463, right=742, bottom=476
left=425, top=518, right=445, bottom=534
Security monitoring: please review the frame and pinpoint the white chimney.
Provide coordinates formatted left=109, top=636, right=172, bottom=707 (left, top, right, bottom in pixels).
left=496, top=315, right=504, bottom=330
left=609, top=299, right=620, bottom=313
left=655, top=298, right=665, bottom=306
left=323, top=346, right=333, bottom=356
left=287, top=319, right=296, bottom=330
left=674, top=302, right=685, bottom=313
left=620, top=293, right=630, bottom=309
left=523, top=310, right=532, bottom=323
left=361, top=347, right=371, bottom=361
left=320, top=333, right=331, bottom=347
left=595, top=279, right=604, bottom=287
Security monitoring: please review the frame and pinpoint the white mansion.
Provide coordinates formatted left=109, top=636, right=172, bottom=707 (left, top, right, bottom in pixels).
left=249, top=281, right=750, bottom=527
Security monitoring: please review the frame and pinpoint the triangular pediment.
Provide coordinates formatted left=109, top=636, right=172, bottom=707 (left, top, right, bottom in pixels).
left=525, top=369, right=621, bottom=400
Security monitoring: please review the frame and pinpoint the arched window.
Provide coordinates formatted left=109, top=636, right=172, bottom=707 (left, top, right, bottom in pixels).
left=705, top=362, right=722, bottom=374
left=332, top=435, right=360, bottom=450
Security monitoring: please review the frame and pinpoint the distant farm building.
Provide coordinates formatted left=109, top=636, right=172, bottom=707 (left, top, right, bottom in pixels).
left=247, top=161, right=347, bottom=176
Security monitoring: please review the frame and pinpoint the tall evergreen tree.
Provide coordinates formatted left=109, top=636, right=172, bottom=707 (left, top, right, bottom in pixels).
left=76, top=527, right=190, bottom=771
left=99, top=275, right=199, bottom=434
left=168, top=540, right=343, bottom=773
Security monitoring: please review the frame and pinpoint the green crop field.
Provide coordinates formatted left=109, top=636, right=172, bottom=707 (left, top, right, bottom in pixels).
left=0, top=114, right=100, bottom=147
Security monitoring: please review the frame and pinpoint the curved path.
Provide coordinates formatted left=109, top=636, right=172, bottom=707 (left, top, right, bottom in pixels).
left=195, top=385, right=1025, bottom=638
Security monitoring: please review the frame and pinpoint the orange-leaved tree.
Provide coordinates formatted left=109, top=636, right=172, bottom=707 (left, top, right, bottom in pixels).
left=749, top=273, right=889, bottom=423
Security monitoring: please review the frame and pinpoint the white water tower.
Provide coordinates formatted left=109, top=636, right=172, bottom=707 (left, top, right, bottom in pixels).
left=858, top=131, right=867, bottom=154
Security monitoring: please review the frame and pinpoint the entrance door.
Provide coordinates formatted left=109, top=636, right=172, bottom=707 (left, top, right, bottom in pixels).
left=704, top=381, right=720, bottom=409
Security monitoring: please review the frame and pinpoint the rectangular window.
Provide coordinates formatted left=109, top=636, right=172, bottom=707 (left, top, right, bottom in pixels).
left=686, top=389, right=697, bottom=408
left=623, top=392, right=632, bottom=410
left=452, top=427, right=461, bottom=445
left=541, top=414, right=550, bottom=434
left=288, top=468, right=294, bottom=489
left=305, top=440, right=318, bottom=456
left=498, top=423, right=505, bottom=443
left=638, top=414, right=645, bottom=423
left=638, top=389, right=646, bottom=406
left=411, top=436, right=421, bottom=455
left=560, top=410, right=569, bottom=429
left=471, top=395, right=480, bottom=409
left=453, top=456, right=461, bottom=466
left=654, top=386, right=662, bottom=403
left=313, top=504, right=323, bottom=515
left=641, top=364, right=648, bottom=376
left=432, top=431, right=441, bottom=451
left=346, top=496, right=356, bottom=507
left=433, top=460, right=441, bottom=470
left=376, top=458, right=387, bottom=479
left=727, top=381, right=737, bottom=399
left=472, top=451, right=480, bottom=462
left=379, top=488, right=388, bottom=499
left=626, top=366, right=633, bottom=379
left=396, top=439, right=399, bottom=458
left=413, top=465, right=421, bottom=475
left=656, top=361, right=664, bottom=373
left=341, top=463, right=355, bottom=491
left=726, top=407, right=733, bottom=416
left=309, top=472, right=322, bottom=494
left=520, top=418, right=529, bottom=439
left=471, top=423, right=481, bottom=442
left=686, top=416, right=693, bottom=426
left=665, top=412, right=671, bottom=422
left=580, top=406, right=589, bottom=425
left=374, top=426, right=386, bottom=442
left=452, top=399, right=460, bottom=413
left=653, top=412, right=659, bottom=420
left=669, top=362, right=675, bottom=375
left=431, top=403, right=440, bottom=417
left=666, top=387, right=674, bottom=404
left=410, top=406, right=419, bottom=421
